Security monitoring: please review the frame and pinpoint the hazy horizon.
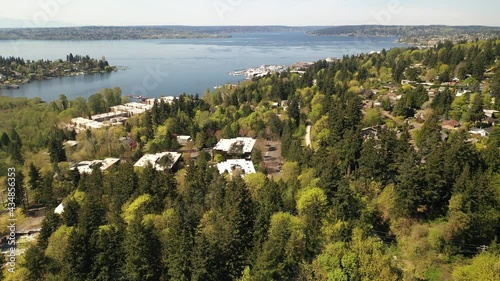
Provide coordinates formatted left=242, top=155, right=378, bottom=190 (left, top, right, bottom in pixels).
left=1, top=22, right=500, bottom=29
left=1, top=0, right=499, bottom=28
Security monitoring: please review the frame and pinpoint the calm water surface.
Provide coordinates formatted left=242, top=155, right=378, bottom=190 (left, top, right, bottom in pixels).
left=0, top=32, right=405, bottom=101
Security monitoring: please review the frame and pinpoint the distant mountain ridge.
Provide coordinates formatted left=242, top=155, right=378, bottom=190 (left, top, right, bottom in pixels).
left=309, top=25, right=500, bottom=45
left=310, top=25, right=500, bottom=36
left=0, top=25, right=327, bottom=40
left=0, top=24, right=498, bottom=42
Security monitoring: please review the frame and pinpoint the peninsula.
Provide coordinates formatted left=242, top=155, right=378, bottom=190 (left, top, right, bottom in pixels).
left=0, top=53, right=117, bottom=89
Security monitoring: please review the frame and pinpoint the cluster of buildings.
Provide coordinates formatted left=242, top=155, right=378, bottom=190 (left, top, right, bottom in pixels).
left=69, top=137, right=258, bottom=178
left=59, top=137, right=258, bottom=217
left=230, top=65, right=288, bottom=79
left=110, top=102, right=153, bottom=116
left=68, top=96, right=177, bottom=132
left=213, top=137, right=257, bottom=177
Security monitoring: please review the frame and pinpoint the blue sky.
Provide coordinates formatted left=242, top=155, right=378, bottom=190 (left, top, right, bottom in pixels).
left=1, top=0, right=498, bottom=27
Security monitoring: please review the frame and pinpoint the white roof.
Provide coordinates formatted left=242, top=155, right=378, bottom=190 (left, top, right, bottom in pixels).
left=54, top=203, right=64, bottom=215
left=134, top=152, right=182, bottom=171
left=64, top=141, right=79, bottom=147
left=129, top=108, right=148, bottom=115
left=86, top=121, right=106, bottom=129
left=125, top=102, right=146, bottom=108
left=91, top=111, right=127, bottom=120
left=214, top=137, right=256, bottom=154
left=469, top=129, right=489, bottom=137
left=71, top=117, right=92, bottom=124
left=111, top=105, right=130, bottom=111
left=484, top=109, right=499, bottom=118
left=71, top=158, right=120, bottom=174
left=217, top=159, right=256, bottom=176
left=101, top=158, right=121, bottom=170
left=157, top=96, right=176, bottom=103
left=122, top=102, right=153, bottom=110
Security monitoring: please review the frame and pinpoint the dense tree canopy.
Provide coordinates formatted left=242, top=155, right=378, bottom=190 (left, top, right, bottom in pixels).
left=3, top=39, right=500, bottom=280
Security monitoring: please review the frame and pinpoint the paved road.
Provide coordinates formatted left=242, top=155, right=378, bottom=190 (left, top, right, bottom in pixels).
left=305, top=125, right=312, bottom=148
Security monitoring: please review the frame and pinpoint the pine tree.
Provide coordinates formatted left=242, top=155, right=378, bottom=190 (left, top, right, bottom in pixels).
left=331, top=179, right=361, bottom=222
left=90, top=225, right=125, bottom=281
left=163, top=203, right=194, bottom=281
left=38, top=212, right=61, bottom=249
left=468, top=93, right=484, bottom=124
left=288, top=95, right=300, bottom=128
left=78, top=190, right=105, bottom=237
left=395, top=149, right=423, bottom=218
left=220, top=178, right=255, bottom=279
left=23, top=245, right=48, bottom=281
left=64, top=229, right=93, bottom=280
left=358, top=137, right=383, bottom=181
left=28, top=163, right=41, bottom=191
left=422, top=145, right=450, bottom=218
left=62, top=198, right=80, bottom=227
left=415, top=114, right=442, bottom=157
left=0, top=131, right=10, bottom=147
left=48, top=137, right=66, bottom=164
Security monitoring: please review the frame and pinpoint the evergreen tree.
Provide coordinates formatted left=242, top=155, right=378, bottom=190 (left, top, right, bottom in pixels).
left=38, top=212, right=61, bottom=249
left=28, top=163, right=41, bottom=191
left=358, top=137, right=383, bottom=181
left=220, top=178, right=255, bottom=279
left=64, top=229, right=93, bottom=280
left=23, top=245, right=48, bottom=281
left=8, top=137, right=24, bottom=164
left=288, top=95, right=301, bottom=128
left=331, top=180, right=361, bottom=222
left=415, top=114, right=442, bottom=157
left=422, top=145, right=450, bottom=218
left=431, top=88, right=453, bottom=117
left=395, top=149, right=423, bottom=218
left=78, top=190, right=106, bottom=237
left=468, top=93, right=484, bottom=124
left=161, top=206, right=193, bottom=281
left=48, top=137, right=67, bottom=164
left=90, top=225, right=125, bottom=281
left=0, top=131, right=11, bottom=147
left=62, top=198, right=80, bottom=227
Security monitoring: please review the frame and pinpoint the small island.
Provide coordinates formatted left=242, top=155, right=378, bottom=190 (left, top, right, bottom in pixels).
left=0, top=53, right=117, bottom=89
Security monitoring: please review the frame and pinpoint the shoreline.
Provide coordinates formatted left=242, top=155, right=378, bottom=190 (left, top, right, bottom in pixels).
left=0, top=67, right=119, bottom=91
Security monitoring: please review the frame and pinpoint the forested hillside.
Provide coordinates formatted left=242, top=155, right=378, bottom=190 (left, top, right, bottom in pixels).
left=0, top=54, right=115, bottom=89
left=1, top=39, right=500, bottom=280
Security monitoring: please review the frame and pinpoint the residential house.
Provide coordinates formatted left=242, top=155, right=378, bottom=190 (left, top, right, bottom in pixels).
left=441, top=120, right=461, bottom=131
left=176, top=135, right=192, bottom=146
left=70, top=158, right=121, bottom=174
left=213, top=137, right=256, bottom=158
left=361, top=126, right=380, bottom=140
left=134, top=152, right=182, bottom=171
left=469, top=128, right=490, bottom=138
left=217, top=159, right=256, bottom=177
left=483, top=110, right=500, bottom=119
left=91, top=111, right=128, bottom=122
left=147, top=96, right=176, bottom=105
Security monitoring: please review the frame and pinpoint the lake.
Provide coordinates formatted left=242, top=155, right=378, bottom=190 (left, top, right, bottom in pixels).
left=0, top=32, right=406, bottom=102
